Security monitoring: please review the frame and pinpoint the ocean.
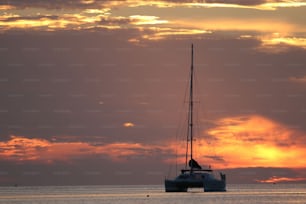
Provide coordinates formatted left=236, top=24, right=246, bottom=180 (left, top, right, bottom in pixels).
left=0, top=184, right=305, bottom=204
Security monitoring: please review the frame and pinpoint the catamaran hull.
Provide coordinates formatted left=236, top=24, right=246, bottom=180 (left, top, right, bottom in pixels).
left=164, top=180, right=188, bottom=192
left=203, top=180, right=226, bottom=192
left=165, top=174, right=226, bottom=192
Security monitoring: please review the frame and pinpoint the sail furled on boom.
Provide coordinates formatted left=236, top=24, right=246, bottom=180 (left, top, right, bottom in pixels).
left=189, top=159, right=202, bottom=170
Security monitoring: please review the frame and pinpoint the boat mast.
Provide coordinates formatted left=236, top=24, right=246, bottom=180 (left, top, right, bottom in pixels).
left=187, top=44, right=194, bottom=170
left=190, top=44, right=194, bottom=163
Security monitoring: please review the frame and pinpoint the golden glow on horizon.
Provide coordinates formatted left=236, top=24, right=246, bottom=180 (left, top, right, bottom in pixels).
left=256, top=176, right=306, bottom=183
left=1, top=114, right=306, bottom=169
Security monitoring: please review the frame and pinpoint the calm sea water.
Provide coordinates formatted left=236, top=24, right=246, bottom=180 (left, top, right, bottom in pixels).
left=0, top=184, right=305, bottom=204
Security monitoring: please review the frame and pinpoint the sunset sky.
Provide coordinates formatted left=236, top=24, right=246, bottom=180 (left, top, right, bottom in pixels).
left=1, top=0, right=306, bottom=185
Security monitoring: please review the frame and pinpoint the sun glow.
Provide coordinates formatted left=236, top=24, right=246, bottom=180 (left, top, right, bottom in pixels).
left=167, top=115, right=306, bottom=169
left=204, top=115, right=306, bottom=168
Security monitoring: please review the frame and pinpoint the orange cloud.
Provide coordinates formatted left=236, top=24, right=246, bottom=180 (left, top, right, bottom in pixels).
left=114, top=0, right=306, bottom=10
left=0, top=136, right=96, bottom=162
left=203, top=115, right=306, bottom=168
left=256, top=176, right=306, bottom=183
left=0, top=5, right=15, bottom=10
left=289, top=76, right=306, bottom=83
left=258, top=1, right=306, bottom=10
left=174, top=19, right=298, bottom=33
left=0, top=136, right=167, bottom=163
left=167, top=19, right=306, bottom=50
left=1, top=0, right=305, bottom=47
left=2, top=0, right=306, bottom=11
left=259, top=35, right=306, bottom=52
left=0, top=136, right=50, bottom=161
left=0, top=14, right=79, bottom=31
left=2, top=115, right=306, bottom=169
left=129, top=26, right=208, bottom=42
left=168, top=115, right=306, bottom=169
left=129, top=15, right=168, bottom=25
left=0, top=10, right=126, bottom=31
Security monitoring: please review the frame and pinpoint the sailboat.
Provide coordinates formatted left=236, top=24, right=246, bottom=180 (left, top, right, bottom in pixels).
left=164, top=44, right=226, bottom=192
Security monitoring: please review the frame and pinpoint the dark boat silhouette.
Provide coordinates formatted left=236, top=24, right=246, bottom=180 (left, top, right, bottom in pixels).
left=164, top=44, right=226, bottom=192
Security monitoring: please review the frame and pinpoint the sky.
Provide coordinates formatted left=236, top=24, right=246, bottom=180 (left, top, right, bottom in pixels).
left=0, top=0, right=306, bottom=186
